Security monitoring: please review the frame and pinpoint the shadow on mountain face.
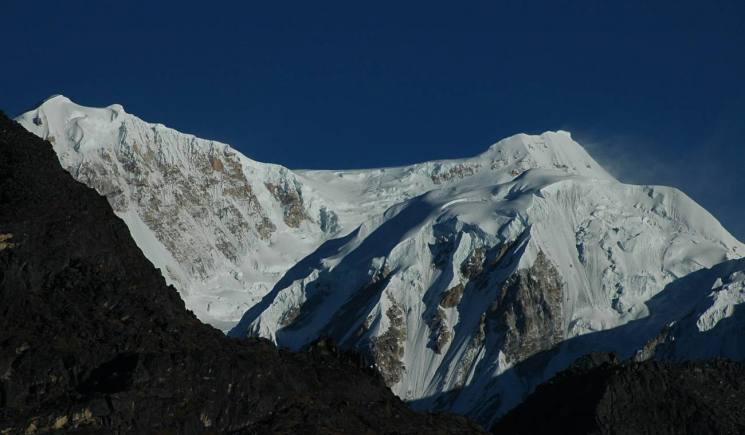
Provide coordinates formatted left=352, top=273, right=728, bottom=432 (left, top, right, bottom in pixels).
left=654, top=302, right=745, bottom=361
left=228, top=226, right=360, bottom=339
left=230, top=192, right=444, bottom=347
left=650, top=258, right=745, bottom=361
left=0, top=112, right=483, bottom=434
left=548, top=257, right=745, bottom=363
left=408, top=257, right=745, bottom=430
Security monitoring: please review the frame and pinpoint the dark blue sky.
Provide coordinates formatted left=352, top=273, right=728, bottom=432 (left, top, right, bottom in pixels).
left=2, top=1, right=744, bottom=240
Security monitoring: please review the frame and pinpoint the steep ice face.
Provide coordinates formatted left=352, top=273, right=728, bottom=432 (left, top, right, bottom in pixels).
left=16, top=96, right=745, bottom=425
left=17, top=96, right=346, bottom=330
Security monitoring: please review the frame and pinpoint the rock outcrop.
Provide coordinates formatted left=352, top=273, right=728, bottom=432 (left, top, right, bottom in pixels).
left=0, top=112, right=483, bottom=434
left=488, top=251, right=564, bottom=363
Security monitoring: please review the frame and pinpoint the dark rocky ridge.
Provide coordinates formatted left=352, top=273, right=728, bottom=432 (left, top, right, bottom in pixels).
left=0, top=112, right=483, bottom=434
left=491, top=353, right=745, bottom=435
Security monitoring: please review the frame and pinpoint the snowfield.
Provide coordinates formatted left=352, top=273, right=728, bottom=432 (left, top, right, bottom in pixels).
left=17, top=95, right=745, bottom=425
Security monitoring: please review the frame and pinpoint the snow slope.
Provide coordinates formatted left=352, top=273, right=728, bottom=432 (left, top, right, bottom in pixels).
left=16, top=96, right=745, bottom=425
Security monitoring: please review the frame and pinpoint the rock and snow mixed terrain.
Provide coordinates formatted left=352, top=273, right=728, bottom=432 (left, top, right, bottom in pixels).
left=16, top=96, right=745, bottom=425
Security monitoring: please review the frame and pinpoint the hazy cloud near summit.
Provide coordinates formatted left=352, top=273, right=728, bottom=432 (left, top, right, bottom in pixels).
left=576, top=121, right=745, bottom=243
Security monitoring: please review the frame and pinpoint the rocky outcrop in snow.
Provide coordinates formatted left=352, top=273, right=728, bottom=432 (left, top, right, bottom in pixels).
left=488, top=250, right=564, bottom=363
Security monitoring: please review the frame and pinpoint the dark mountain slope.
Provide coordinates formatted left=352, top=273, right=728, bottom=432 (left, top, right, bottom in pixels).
left=0, top=111, right=482, bottom=434
left=491, top=354, right=745, bottom=435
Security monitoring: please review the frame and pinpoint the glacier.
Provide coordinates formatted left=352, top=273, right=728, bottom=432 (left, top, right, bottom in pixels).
left=16, top=95, right=745, bottom=425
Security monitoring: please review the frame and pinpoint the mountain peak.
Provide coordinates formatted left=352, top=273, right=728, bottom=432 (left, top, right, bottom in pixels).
left=16, top=96, right=133, bottom=156
left=480, top=129, right=613, bottom=181
left=16, top=97, right=611, bottom=182
left=39, top=94, right=71, bottom=104
left=36, top=94, right=124, bottom=117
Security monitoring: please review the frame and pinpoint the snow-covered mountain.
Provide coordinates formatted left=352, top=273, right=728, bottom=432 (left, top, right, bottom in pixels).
left=232, top=138, right=743, bottom=424
left=15, top=95, right=611, bottom=331
left=16, top=96, right=745, bottom=425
